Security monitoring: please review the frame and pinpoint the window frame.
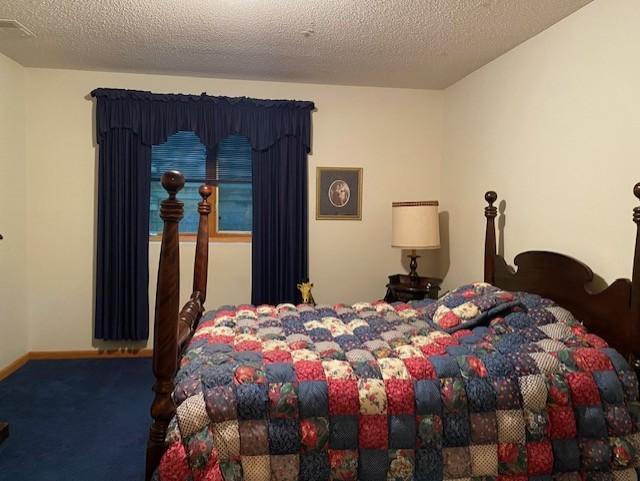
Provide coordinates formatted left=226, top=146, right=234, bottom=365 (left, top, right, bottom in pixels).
left=149, top=183, right=252, bottom=243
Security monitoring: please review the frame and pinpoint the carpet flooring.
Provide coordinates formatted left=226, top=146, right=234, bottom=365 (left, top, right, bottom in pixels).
left=0, top=358, right=153, bottom=481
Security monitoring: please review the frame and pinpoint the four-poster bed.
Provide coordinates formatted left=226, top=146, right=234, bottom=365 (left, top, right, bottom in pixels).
left=146, top=173, right=640, bottom=481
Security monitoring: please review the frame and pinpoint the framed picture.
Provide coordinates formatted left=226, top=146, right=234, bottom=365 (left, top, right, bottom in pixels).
left=316, top=167, right=363, bottom=220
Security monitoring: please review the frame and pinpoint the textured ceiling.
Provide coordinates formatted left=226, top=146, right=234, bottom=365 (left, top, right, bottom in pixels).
left=0, top=0, right=592, bottom=89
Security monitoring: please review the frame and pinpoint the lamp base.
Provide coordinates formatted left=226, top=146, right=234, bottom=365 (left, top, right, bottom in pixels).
left=408, top=250, right=420, bottom=281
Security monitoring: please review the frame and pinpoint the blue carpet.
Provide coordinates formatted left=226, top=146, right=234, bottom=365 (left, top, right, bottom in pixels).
left=0, top=358, right=153, bottom=481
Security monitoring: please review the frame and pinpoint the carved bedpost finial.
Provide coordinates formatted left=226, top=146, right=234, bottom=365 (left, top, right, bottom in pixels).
left=198, top=185, right=213, bottom=214
left=159, top=171, right=185, bottom=224
left=161, top=170, right=185, bottom=199
left=485, top=191, right=498, bottom=219
left=199, top=184, right=213, bottom=198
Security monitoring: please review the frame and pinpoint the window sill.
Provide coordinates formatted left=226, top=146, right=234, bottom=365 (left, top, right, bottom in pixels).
left=149, top=234, right=251, bottom=243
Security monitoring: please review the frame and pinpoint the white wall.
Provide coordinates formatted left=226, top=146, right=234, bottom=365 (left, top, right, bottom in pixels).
left=442, top=0, right=640, bottom=291
left=23, top=69, right=443, bottom=351
left=0, top=53, right=27, bottom=367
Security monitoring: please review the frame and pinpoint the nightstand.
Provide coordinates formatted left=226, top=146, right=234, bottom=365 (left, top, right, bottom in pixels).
left=384, top=274, right=441, bottom=303
left=0, top=421, right=8, bottom=444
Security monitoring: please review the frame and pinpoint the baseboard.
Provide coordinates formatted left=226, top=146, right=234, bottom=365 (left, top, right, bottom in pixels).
left=0, top=349, right=153, bottom=381
left=0, top=354, right=30, bottom=382
left=29, top=349, right=153, bottom=360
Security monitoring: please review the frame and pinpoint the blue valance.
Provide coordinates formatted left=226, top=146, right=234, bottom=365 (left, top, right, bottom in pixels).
left=90, top=88, right=315, bottom=151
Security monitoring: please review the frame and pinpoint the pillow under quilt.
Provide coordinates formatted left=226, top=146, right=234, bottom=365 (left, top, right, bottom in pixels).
left=420, top=282, right=530, bottom=332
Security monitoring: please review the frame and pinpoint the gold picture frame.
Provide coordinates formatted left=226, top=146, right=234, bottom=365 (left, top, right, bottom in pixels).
left=316, top=167, right=363, bottom=220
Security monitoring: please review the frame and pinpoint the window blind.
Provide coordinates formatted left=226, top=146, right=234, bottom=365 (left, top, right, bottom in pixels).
left=150, top=131, right=206, bottom=234
left=150, top=131, right=206, bottom=182
left=149, top=131, right=252, bottom=235
left=210, top=134, right=252, bottom=183
left=213, top=135, right=252, bottom=232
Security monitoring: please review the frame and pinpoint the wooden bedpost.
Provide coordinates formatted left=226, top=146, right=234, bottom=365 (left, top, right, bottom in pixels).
left=632, top=183, right=640, bottom=312
left=176, top=184, right=213, bottom=347
left=484, top=191, right=498, bottom=284
left=631, top=183, right=640, bottom=377
left=193, top=185, right=213, bottom=303
left=146, top=171, right=185, bottom=481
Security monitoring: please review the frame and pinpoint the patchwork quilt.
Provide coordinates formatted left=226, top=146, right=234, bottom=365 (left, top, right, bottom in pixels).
left=155, top=283, right=640, bottom=481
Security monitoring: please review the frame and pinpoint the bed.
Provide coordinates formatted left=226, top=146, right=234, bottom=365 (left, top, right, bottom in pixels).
left=145, top=171, right=640, bottom=481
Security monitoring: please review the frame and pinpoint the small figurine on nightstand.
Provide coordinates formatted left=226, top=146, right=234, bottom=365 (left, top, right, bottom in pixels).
left=297, top=279, right=316, bottom=305
left=386, top=200, right=442, bottom=302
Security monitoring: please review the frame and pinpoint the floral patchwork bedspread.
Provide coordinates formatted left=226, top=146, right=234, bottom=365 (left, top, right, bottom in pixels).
left=155, top=283, right=640, bottom=481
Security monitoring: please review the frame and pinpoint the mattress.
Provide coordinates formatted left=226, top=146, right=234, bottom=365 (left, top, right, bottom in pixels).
left=155, top=283, right=640, bottom=481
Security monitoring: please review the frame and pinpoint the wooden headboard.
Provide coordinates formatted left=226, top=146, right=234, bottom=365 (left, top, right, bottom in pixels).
left=483, top=186, right=640, bottom=369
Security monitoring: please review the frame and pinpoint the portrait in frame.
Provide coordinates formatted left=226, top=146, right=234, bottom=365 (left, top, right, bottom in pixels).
left=316, top=167, right=362, bottom=220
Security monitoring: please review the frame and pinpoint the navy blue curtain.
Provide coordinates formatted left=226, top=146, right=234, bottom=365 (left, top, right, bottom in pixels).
left=91, top=89, right=313, bottom=340
left=252, top=136, right=308, bottom=305
left=95, top=129, right=151, bottom=340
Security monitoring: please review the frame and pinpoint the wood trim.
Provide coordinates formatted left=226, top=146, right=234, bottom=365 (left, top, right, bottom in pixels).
left=28, top=349, right=153, bottom=360
left=0, top=353, right=29, bottom=382
left=150, top=233, right=251, bottom=243
left=211, top=233, right=252, bottom=242
left=166, top=232, right=250, bottom=243
left=0, top=349, right=153, bottom=382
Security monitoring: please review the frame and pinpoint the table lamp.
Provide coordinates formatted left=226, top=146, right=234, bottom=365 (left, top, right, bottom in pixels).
left=392, top=201, right=440, bottom=280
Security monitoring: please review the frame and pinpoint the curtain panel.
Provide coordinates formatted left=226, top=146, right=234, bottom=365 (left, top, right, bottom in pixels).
left=252, top=135, right=308, bottom=305
left=91, top=88, right=314, bottom=341
left=95, top=129, right=151, bottom=341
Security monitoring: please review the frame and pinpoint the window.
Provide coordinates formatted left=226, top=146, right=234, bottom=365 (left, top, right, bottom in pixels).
left=150, top=131, right=252, bottom=241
